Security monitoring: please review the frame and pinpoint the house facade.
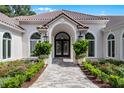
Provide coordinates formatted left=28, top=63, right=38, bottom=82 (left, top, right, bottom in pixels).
left=0, top=10, right=124, bottom=62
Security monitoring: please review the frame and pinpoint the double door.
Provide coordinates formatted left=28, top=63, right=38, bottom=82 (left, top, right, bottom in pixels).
left=55, top=40, right=70, bottom=57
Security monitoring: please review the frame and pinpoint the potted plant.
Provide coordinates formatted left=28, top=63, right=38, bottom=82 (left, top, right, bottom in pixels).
left=73, top=39, right=88, bottom=64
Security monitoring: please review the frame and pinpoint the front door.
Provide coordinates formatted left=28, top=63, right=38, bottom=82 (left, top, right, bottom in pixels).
left=55, top=32, right=70, bottom=57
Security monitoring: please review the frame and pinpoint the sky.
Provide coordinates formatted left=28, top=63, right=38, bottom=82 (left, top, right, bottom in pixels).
left=31, top=5, right=124, bottom=15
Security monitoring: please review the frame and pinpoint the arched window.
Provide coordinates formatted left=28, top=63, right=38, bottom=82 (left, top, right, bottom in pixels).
left=3, top=32, right=12, bottom=59
left=108, top=34, right=115, bottom=57
left=85, top=33, right=95, bottom=57
left=122, top=33, right=124, bottom=59
left=30, top=32, right=41, bottom=55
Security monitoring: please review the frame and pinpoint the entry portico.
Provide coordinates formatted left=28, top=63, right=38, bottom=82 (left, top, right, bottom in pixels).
left=37, top=13, right=89, bottom=60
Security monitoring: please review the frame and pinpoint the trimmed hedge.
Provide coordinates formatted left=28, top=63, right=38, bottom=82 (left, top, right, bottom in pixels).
left=83, top=62, right=124, bottom=88
left=1, top=59, right=44, bottom=88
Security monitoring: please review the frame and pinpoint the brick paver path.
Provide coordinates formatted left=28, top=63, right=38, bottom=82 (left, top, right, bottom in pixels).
left=30, top=58, right=98, bottom=88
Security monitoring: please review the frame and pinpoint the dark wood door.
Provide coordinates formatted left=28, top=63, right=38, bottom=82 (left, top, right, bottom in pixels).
left=55, top=32, right=70, bottom=57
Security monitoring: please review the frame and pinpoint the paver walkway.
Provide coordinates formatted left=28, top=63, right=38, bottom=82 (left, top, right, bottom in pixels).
left=30, top=58, right=98, bottom=88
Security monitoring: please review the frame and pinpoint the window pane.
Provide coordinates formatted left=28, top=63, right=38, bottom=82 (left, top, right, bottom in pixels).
left=108, top=34, right=114, bottom=40
left=31, top=33, right=40, bottom=39
left=56, top=33, right=69, bottom=39
left=63, top=41, right=69, bottom=55
left=112, top=41, right=115, bottom=57
left=123, top=40, right=124, bottom=59
left=88, top=41, right=95, bottom=57
left=3, top=40, right=6, bottom=59
left=8, top=40, right=11, bottom=58
left=85, top=33, right=94, bottom=39
left=56, top=41, right=62, bottom=55
left=108, top=41, right=111, bottom=57
left=30, top=41, right=37, bottom=55
left=3, top=33, right=11, bottom=39
left=123, top=34, right=124, bottom=38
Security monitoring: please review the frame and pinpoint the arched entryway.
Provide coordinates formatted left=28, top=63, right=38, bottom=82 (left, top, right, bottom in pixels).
left=55, top=32, right=70, bottom=57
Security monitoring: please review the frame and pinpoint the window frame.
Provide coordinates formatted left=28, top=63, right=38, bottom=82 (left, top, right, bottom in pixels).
left=30, top=32, right=41, bottom=56
left=85, top=33, right=95, bottom=58
left=2, top=32, right=12, bottom=59
left=107, top=33, right=115, bottom=58
left=122, top=33, right=124, bottom=59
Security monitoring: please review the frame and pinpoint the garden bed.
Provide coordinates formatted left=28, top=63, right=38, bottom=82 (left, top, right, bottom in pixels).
left=79, top=59, right=124, bottom=88
left=0, top=59, right=45, bottom=88
left=79, top=64, right=111, bottom=88
left=21, top=64, right=48, bottom=88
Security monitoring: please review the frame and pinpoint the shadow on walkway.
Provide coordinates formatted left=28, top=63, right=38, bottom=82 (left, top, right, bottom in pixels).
left=52, top=58, right=77, bottom=67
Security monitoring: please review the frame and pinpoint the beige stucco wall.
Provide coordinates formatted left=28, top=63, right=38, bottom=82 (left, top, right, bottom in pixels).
left=103, top=25, right=124, bottom=60
left=0, top=25, right=23, bottom=61
left=20, top=23, right=42, bottom=58
left=86, top=23, right=106, bottom=59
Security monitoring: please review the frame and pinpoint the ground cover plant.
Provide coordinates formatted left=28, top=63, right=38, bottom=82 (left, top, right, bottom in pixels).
left=0, top=59, right=44, bottom=88
left=82, top=59, right=124, bottom=87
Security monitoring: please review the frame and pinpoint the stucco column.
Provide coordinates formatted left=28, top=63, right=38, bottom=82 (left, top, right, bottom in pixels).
left=0, top=32, right=2, bottom=60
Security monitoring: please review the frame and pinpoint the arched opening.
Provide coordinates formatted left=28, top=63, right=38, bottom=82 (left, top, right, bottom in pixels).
left=30, top=32, right=41, bottom=56
left=55, top=32, right=70, bottom=57
left=85, top=32, right=95, bottom=57
left=3, top=32, right=12, bottom=59
left=107, top=33, right=115, bottom=57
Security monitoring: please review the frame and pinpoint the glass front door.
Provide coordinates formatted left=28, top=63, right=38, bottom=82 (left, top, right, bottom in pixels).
left=56, top=41, right=62, bottom=56
left=63, top=40, right=69, bottom=56
left=55, top=32, right=70, bottom=57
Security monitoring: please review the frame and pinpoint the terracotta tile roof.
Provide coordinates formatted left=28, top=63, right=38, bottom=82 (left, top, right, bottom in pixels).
left=104, top=16, right=124, bottom=29
left=14, top=10, right=108, bottom=22
left=42, top=13, right=89, bottom=28
left=0, top=12, right=24, bottom=31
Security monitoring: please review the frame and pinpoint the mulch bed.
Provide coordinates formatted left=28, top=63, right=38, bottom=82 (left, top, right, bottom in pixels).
left=21, top=64, right=48, bottom=88
left=77, top=64, right=112, bottom=88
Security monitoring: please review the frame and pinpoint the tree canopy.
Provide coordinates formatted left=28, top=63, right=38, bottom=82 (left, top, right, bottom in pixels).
left=0, top=5, right=36, bottom=17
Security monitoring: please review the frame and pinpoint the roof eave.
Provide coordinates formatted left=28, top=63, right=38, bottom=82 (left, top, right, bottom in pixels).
left=0, top=21, right=25, bottom=33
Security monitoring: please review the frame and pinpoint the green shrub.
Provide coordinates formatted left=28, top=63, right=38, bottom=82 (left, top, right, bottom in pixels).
left=1, top=75, right=26, bottom=88
left=91, top=68, right=102, bottom=77
left=7, top=65, right=27, bottom=77
left=84, top=62, right=102, bottom=77
left=114, top=67, right=124, bottom=78
left=117, top=78, right=124, bottom=87
left=1, top=60, right=45, bottom=88
left=73, top=39, right=88, bottom=59
left=99, top=63, right=116, bottom=75
left=109, top=75, right=121, bottom=87
left=100, top=72, right=109, bottom=83
left=109, top=75, right=124, bottom=88
left=25, top=60, right=44, bottom=80
left=33, top=41, right=52, bottom=56
left=83, top=61, right=124, bottom=88
left=0, top=60, right=30, bottom=77
left=84, top=62, right=109, bottom=84
left=104, top=59, right=124, bottom=66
